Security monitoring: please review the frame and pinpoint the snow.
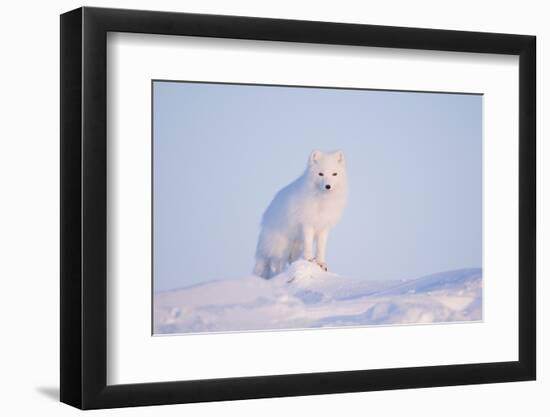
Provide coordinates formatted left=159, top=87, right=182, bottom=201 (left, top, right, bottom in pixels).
left=154, top=261, right=482, bottom=334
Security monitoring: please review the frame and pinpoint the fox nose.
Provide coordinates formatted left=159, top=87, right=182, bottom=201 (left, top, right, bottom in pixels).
left=325, top=184, right=331, bottom=190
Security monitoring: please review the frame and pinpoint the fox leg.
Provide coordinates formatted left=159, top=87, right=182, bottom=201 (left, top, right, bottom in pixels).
left=316, top=229, right=329, bottom=271
left=289, top=240, right=302, bottom=264
left=302, top=225, right=315, bottom=261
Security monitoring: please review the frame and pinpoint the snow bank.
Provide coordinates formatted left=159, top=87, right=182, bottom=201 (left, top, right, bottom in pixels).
left=154, top=261, right=482, bottom=334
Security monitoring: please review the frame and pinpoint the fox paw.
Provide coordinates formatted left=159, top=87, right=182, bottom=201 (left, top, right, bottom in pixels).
left=307, top=258, right=328, bottom=271
left=316, top=261, right=328, bottom=271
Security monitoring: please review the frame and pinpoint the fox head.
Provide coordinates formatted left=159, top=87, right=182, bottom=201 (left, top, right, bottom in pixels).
left=307, top=150, right=347, bottom=192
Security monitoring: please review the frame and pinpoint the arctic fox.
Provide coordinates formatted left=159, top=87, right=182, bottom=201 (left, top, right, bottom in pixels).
left=254, top=150, right=347, bottom=279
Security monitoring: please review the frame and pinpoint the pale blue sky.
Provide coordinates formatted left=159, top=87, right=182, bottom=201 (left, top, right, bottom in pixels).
left=153, top=81, right=482, bottom=292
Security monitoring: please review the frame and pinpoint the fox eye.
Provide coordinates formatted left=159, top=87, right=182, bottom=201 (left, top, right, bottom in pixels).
left=332, top=172, right=338, bottom=176
left=318, top=172, right=324, bottom=176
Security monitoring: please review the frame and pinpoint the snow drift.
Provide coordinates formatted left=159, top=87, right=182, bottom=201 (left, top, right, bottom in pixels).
left=154, top=261, right=482, bottom=334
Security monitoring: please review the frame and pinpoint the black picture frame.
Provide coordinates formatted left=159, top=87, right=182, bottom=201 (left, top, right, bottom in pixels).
left=60, top=6, right=536, bottom=410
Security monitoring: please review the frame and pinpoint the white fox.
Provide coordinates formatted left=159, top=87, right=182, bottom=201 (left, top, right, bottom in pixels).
left=254, top=150, right=348, bottom=279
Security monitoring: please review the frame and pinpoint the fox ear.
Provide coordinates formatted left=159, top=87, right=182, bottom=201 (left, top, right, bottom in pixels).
left=335, top=150, right=345, bottom=164
left=309, top=150, right=322, bottom=164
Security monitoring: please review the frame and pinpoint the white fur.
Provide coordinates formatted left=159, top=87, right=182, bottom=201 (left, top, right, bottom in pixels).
left=254, top=150, right=348, bottom=279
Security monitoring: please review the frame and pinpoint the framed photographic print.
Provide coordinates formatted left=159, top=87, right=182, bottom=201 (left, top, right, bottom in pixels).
left=60, top=6, right=536, bottom=409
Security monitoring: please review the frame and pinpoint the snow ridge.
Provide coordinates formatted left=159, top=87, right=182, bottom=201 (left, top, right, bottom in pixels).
left=154, top=261, right=482, bottom=334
